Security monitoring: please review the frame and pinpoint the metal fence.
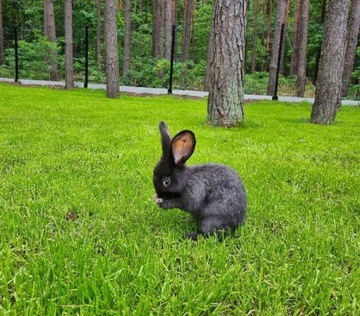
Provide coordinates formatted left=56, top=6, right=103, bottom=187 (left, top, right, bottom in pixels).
left=0, top=25, right=358, bottom=99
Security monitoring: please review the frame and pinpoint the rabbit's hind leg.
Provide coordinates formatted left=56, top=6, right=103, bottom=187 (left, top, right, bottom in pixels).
left=184, top=217, right=232, bottom=241
left=198, top=216, right=230, bottom=237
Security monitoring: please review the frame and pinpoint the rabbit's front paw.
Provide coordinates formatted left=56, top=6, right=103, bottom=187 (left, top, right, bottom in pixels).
left=157, top=198, right=171, bottom=209
left=153, top=194, right=164, bottom=204
left=153, top=195, right=182, bottom=209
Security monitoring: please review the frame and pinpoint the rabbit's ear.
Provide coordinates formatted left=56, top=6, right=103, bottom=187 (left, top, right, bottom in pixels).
left=159, top=121, right=172, bottom=156
left=171, top=130, right=196, bottom=165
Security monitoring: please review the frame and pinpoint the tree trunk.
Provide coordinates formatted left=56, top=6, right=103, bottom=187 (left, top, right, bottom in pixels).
left=95, top=0, right=102, bottom=66
left=0, top=0, right=5, bottom=64
left=123, top=0, right=131, bottom=76
left=207, top=0, right=248, bottom=127
left=203, top=13, right=214, bottom=92
left=312, top=0, right=327, bottom=85
left=182, top=0, right=195, bottom=61
left=250, top=0, right=259, bottom=73
left=342, top=0, right=360, bottom=97
left=64, top=0, right=74, bottom=89
left=164, top=0, right=176, bottom=60
left=290, top=0, right=300, bottom=76
left=104, top=0, right=120, bottom=98
left=190, top=4, right=195, bottom=60
left=44, top=0, right=58, bottom=81
left=296, top=0, right=309, bottom=97
left=152, top=0, right=164, bottom=58
left=173, top=0, right=178, bottom=59
left=311, top=0, right=350, bottom=124
left=264, top=0, right=273, bottom=71
left=280, top=0, right=290, bottom=75
left=267, top=0, right=287, bottom=96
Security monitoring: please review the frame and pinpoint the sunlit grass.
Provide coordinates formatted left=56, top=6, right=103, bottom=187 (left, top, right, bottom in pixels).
left=0, top=83, right=359, bottom=314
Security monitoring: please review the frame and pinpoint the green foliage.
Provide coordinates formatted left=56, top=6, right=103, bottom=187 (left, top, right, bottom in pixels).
left=1, top=0, right=359, bottom=99
left=0, top=48, right=16, bottom=78
left=122, top=58, right=206, bottom=90
left=0, top=83, right=359, bottom=314
left=353, top=47, right=360, bottom=79
left=345, top=47, right=360, bottom=99
left=244, top=72, right=315, bottom=97
left=245, top=72, right=269, bottom=95
left=122, top=57, right=160, bottom=87
left=0, top=65, right=13, bottom=78
left=16, top=32, right=58, bottom=80
left=192, top=1, right=212, bottom=63
left=348, top=82, right=360, bottom=100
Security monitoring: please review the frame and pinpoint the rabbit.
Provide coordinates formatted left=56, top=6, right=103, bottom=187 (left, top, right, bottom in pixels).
left=153, top=121, right=247, bottom=240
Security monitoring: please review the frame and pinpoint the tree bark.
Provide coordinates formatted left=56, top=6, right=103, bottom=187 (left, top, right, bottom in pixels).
left=250, top=0, right=259, bottom=73
left=207, top=0, right=248, bottom=127
left=296, top=0, right=309, bottom=97
left=152, top=0, right=164, bottom=58
left=312, top=0, right=327, bottom=85
left=95, top=0, right=102, bottom=66
left=290, top=0, right=300, bottom=76
left=280, top=0, right=290, bottom=75
left=182, top=0, right=195, bottom=61
left=264, top=0, right=273, bottom=71
left=104, top=0, right=120, bottom=98
left=203, top=13, right=214, bottom=92
left=164, top=0, right=176, bottom=60
left=0, top=0, right=5, bottom=64
left=44, top=0, right=58, bottom=81
left=267, top=0, right=287, bottom=95
left=190, top=3, right=195, bottom=60
left=123, top=0, right=131, bottom=76
left=64, top=0, right=74, bottom=89
left=311, top=0, right=350, bottom=124
left=342, top=0, right=360, bottom=97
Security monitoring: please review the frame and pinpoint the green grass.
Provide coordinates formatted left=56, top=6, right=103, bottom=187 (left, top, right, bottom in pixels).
left=0, top=83, right=359, bottom=315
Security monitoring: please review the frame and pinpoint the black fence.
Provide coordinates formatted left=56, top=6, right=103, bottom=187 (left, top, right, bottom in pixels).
left=1, top=25, right=93, bottom=85
left=2, top=25, right=181, bottom=93
left=1, top=25, right=358, bottom=99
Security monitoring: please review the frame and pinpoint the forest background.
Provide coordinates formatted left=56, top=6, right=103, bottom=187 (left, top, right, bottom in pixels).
left=0, top=0, right=359, bottom=99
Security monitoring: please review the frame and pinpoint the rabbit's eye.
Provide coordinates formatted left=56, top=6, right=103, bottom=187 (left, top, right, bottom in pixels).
left=163, top=177, right=171, bottom=187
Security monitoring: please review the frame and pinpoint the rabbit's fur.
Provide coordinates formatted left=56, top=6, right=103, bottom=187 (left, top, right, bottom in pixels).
left=153, top=121, right=247, bottom=240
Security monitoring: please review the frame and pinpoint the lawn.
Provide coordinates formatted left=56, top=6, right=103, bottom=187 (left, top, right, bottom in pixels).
left=0, top=83, right=359, bottom=315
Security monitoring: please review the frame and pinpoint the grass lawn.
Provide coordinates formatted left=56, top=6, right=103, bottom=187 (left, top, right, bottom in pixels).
left=0, top=83, right=359, bottom=315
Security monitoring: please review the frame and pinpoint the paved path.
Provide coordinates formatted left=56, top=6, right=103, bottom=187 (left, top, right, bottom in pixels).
left=2, top=78, right=359, bottom=106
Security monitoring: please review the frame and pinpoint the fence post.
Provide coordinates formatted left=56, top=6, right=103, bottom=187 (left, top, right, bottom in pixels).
left=272, top=23, right=285, bottom=101
left=168, top=25, right=176, bottom=94
left=14, top=26, right=19, bottom=82
left=84, top=25, right=89, bottom=88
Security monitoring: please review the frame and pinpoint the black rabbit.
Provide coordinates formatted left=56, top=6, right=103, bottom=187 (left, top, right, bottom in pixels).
left=153, top=121, right=247, bottom=240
